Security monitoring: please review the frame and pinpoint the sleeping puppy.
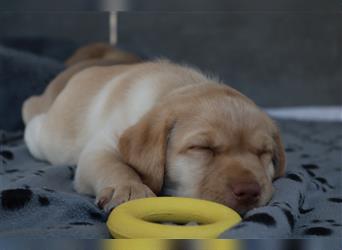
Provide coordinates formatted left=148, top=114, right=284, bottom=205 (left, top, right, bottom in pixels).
left=23, top=47, right=285, bottom=214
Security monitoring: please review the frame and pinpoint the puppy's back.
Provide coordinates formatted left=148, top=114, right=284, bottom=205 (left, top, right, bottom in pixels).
left=25, top=60, right=212, bottom=165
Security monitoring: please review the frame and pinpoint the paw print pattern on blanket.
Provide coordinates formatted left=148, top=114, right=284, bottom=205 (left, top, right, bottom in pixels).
left=0, top=131, right=110, bottom=238
left=1, top=120, right=341, bottom=238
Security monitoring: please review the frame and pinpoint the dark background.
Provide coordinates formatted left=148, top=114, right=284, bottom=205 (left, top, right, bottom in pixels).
left=118, top=11, right=341, bottom=107
left=0, top=0, right=340, bottom=107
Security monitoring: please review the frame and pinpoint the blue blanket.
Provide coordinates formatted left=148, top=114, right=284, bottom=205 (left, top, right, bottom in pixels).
left=1, top=120, right=341, bottom=238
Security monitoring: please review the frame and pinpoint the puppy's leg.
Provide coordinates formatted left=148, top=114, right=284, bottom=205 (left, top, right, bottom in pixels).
left=75, top=138, right=156, bottom=212
left=24, top=113, right=74, bottom=164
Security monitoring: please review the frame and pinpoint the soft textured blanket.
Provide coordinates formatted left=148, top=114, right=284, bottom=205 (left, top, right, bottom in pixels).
left=1, top=120, right=341, bottom=238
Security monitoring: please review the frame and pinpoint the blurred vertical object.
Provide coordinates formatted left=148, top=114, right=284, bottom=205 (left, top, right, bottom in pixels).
left=110, top=13, right=118, bottom=45
left=98, top=0, right=129, bottom=11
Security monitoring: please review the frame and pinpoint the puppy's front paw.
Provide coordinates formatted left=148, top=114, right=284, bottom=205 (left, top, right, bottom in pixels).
left=96, top=182, right=156, bottom=212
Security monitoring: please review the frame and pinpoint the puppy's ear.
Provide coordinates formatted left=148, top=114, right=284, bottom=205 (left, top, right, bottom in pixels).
left=272, top=132, right=286, bottom=178
left=118, top=106, right=176, bottom=194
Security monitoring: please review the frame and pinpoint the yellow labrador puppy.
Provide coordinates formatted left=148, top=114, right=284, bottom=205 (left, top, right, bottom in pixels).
left=23, top=47, right=285, bottom=214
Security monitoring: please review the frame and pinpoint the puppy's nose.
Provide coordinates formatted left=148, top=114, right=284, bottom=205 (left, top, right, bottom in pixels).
left=231, top=182, right=261, bottom=203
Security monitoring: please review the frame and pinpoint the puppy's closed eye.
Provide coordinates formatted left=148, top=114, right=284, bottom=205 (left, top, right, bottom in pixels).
left=187, top=145, right=216, bottom=157
left=188, top=145, right=213, bottom=151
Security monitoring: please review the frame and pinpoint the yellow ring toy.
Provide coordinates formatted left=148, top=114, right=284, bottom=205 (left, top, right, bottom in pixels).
left=106, top=197, right=241, bottom=239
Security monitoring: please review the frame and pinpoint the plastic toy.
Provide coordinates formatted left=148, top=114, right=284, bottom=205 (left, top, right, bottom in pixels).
left=106, top=197, right=241, bottom=239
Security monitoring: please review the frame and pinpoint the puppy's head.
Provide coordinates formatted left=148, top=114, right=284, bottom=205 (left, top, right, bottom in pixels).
left=119, top=84, right=285, bottom=214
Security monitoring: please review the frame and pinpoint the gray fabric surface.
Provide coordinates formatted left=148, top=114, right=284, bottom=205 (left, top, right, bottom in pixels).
left=0, top=120, right=341, bottom=238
